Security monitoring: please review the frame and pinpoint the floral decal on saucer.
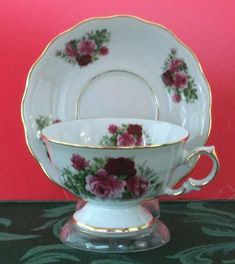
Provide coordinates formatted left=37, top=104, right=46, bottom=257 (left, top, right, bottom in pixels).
left=56, top=29, right=110, bottom=67
left=36, top=115, right=61, bottom=136
left=36, top=115, right=61, bottom=158
left=100, top=124, right=152, bottom=147
left=62, top=156, right=160, bottom=200
left=161, top=49, right=198, bottom=103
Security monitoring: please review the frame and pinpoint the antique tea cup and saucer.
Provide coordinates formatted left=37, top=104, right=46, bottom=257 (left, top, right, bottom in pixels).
left=41, top=118, right=219, bottom=252
left=21, top=15, right=219, bottom=252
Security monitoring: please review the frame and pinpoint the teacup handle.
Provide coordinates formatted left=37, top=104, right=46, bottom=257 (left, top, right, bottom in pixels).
left=165, top=146, right=219, bottom=196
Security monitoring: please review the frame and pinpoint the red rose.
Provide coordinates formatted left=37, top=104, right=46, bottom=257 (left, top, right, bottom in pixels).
left=126, top=176, right=149, bottom=197
left=71, top=154, right=89, bottom=170
left=104, top=158, right=137, bottom=177
left=172, top=93, right=182, bottom=103
left=169, top=59, right=186, bottom=72
left=76, top=55, right=92, bottom=66
left=108, top=124, right=119, bottom=134
left=65, top=41, right=78, bottom=57
left=53, top=119, right=61, bottom=124
left=99, top=46, right=109, bottom=56
left=162, top=70, right=174, bottom=86
left=127, top=124, right=143, bottom=138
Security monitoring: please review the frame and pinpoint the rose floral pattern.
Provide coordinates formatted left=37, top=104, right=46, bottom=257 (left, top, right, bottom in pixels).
left=100, top=124, right=152, bottom=147
left=36, top=115, right=61, bottom=135
left=56, top=29, right=110, bottom=67
left=62, top=155, right=159, bottom=200
left=161, top=49, right=198, bottom=103
left=36, top=115, right=61, bottom=159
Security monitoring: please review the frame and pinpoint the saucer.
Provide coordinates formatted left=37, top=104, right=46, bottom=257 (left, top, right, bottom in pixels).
left=21, top=15, right=211, bottom=189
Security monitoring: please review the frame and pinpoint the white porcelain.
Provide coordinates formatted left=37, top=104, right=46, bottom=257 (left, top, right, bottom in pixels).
left=41, top=118, right=218, bottom=230
left=21, top=15, right=212, bottom=190
left=73, top=203, right=153, bottom=229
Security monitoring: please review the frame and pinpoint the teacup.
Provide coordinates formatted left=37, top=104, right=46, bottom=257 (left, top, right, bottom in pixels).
left=41, top=118, right=219, bottom=234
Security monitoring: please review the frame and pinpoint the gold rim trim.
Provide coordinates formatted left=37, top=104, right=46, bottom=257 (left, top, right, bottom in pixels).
left=73, top=218, right=155, bottom=233
left=21, top=14, right=212, bottom=190
left=76, top=69, right=159, bottom=120
left=41, top=130, right=189, bottom=150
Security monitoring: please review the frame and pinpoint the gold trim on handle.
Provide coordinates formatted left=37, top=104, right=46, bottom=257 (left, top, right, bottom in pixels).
left=166, top=146, right=219, bottom=196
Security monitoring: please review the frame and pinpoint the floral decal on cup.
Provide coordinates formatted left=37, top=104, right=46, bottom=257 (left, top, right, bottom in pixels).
left=100, top=124, right=152, bottom=147
left=62, top=155, right=160, bottom=200
left=56, top=29, right=110, bottom=67
left=161, top=48, right=198, bottom=103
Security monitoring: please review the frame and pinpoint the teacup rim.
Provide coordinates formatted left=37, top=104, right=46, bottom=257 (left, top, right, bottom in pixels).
left=41, top=118, right=190, bottom=150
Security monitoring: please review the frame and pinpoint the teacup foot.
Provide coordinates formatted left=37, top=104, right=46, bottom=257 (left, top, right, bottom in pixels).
left=60, top=217, right=170, bottom=253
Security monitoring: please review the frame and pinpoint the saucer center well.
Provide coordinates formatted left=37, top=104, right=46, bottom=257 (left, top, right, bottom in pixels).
left=76, top=70, right=159, bottom=119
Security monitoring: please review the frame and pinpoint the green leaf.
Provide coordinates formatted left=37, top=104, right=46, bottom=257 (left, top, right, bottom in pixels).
left=122, top=191, right=133, bottom=199
left=55, top=50, right=62, bottom=56
left=35, top=116, right=52, bottom=131
left=100, top=135, right=112, bottom=146
left=20, top=244, right=80, bottom=264
left=93, top=157, right=105, bottom=166
left=92, top=260, right=143, bottom=264
left=86, top=29, right=110, bottom=50
left=0, top=232, right=40, bottom=241
left=62, top=167, right=91, bottom=197
left=119, top=174, right=128, bottom=180
left=40, top=204, right=75, bottom=218
left=137, top=164, right=144, bottom=175
left=0, top=217, right=11, bottom=227
left=168, top=241, right=235, bottom=264
left=183, top=80, right=198, bottom=103
left=31, top=219, right=58, bottom=231
left=187, top=202, right=235, bottom=220
left=52, top=217, right=68, bottom=239
left=202, top=226, right=235, bottom=238
left=22, top=253, right=79, bottom=264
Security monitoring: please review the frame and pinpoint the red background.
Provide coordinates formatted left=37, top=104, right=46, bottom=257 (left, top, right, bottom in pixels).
left=0, top=0, right=234, bottom=200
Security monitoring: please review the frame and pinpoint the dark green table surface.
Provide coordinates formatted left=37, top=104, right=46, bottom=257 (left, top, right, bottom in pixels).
left=0, top=201, right=234, bottom=264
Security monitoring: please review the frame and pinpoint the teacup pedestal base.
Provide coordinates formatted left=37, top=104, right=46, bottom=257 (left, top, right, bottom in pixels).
left=59, top=199, right=170, bottom=253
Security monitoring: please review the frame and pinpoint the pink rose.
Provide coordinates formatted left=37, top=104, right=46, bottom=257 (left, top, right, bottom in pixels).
left=85, top=169, right=126, bottom=198
left=172, top=93, right=182, bottom=103
left=108, top=124, right=119, bottom=134
left=173, top=72, right=188, bottom=89
left=71, top=154, right=89, bottom=170
left=127, top=176, right=149, bottom=197
left=117, top=132, right=136, bottom=146
left=77, top=39, right=97, bottom=56
left=169, top=59, right=186, bottom=72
